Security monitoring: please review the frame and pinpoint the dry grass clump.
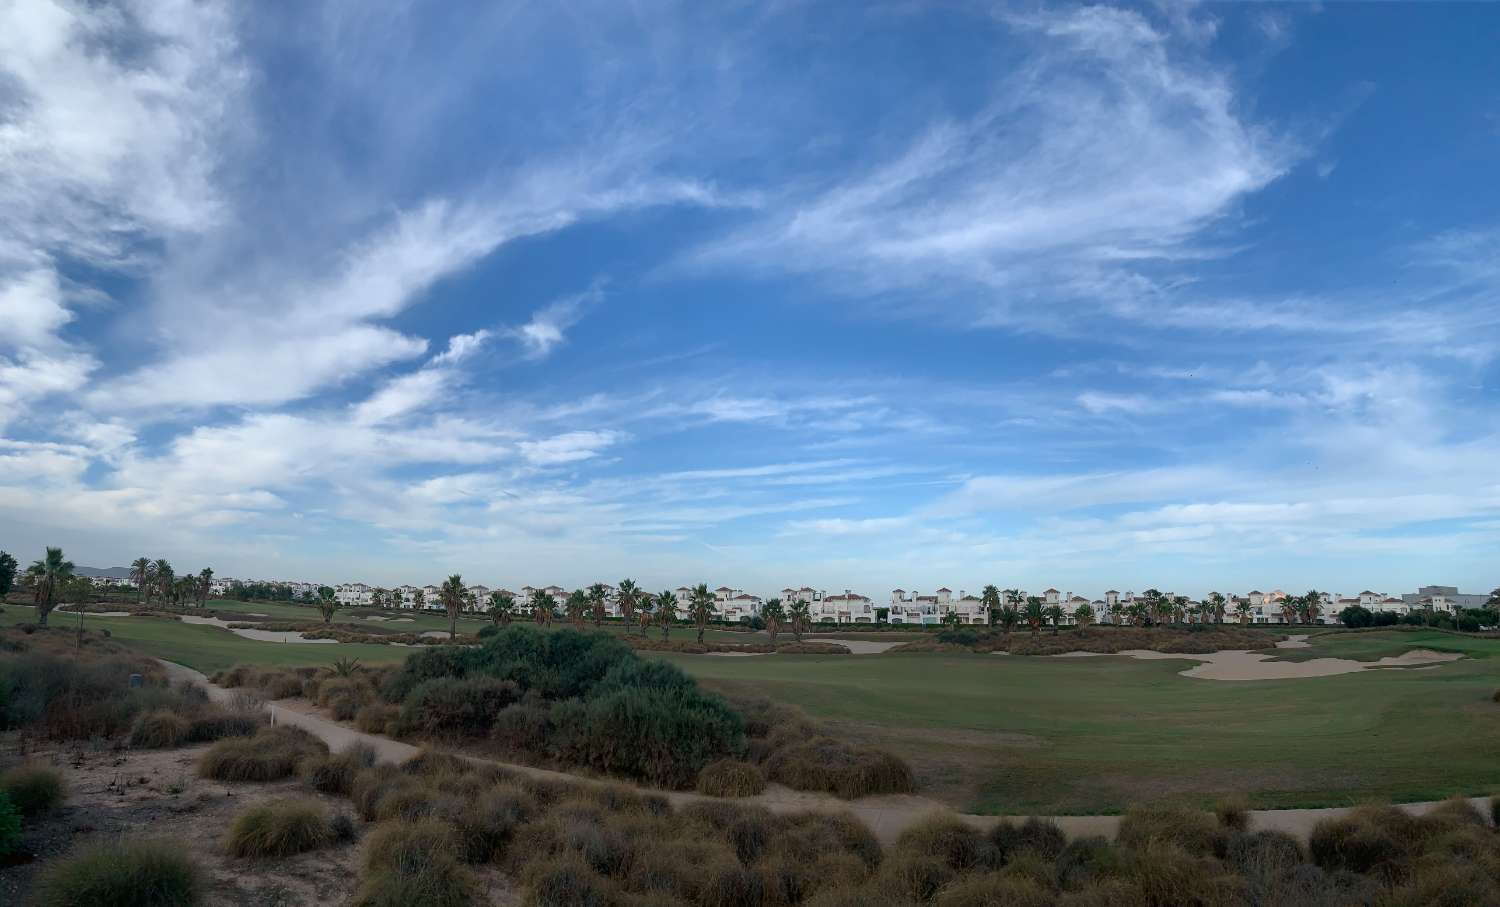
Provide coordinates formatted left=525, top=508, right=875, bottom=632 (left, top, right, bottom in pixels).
left=696, top=759, right=767, bottom=797
left=315, top=676, right=378, bottom=721
left=302, top=743, right=378, bottom=795
left=185, top=708, right=265, bottom=742
left=128, top=710, right=192, bottom=748
left=354, top=819, right=477, bottom=907
left=356, top=703, right=399, bottom=734
left=131, top=702, right=266, bottom=749
left=764, top=736, right=913, bottom=798
left=894, top=625, right=1279, bottom=656
left=33, top=837, right=201, bottom=907
left=0, top=763, right=66, bottom=816
left=212, top=664, right=307, bottom=700
left=897, top=812, right=999, bottom=871
left=224, top=798, right=334, bottom=858
left=1117, top=804, right=1229, bottom=858
left=198, top=725, right=327, bottom=782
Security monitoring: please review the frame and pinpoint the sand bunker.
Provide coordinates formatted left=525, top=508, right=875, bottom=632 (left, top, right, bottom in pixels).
left=706, top=651, right=762, bottom=657
left=1117, top=645, right=1462, bottom=681
left=178, top=614, right=336, bottom=644
left=812, top=638, right=905, bottom=654
left=56, top=609, right=132, bottom=617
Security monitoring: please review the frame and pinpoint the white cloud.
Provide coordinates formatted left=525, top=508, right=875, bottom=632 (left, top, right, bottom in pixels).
left=518, top=430, right=622, bottom=465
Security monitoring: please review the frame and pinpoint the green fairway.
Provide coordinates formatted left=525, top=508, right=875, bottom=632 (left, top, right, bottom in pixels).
left=10, top=603, right=1497, bottom=816
left=657, top=632, right=1500, bottom=815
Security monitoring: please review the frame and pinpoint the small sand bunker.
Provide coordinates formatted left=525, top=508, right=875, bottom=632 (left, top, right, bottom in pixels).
left=812, top=638, right=905, bottom=654
left=706, top=651, right=764, bottom=657
left=178, top=614, right=336, bottom=644
left=56, top=609, right=132, bottom=617
left=1117, top=644, right=1462, bottom=681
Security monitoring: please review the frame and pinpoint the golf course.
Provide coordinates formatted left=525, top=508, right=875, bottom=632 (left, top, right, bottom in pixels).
left=6, top=602, right=1498, bottom=816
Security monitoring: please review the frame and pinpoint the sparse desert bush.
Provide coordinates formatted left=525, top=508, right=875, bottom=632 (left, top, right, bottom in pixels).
left=33, top=838, right=200, bottom=907
left=933, top=872, right=1057, bottom=907
left=130, top=710, right=192, bottom=748
left=989, top=817, right=1068, bottom=862
left=355, top=818, right=477, bottom=907
left=185, top=708, right=264, bottom=742
left=872, top=853, right=956, bottom=902
left=224, top=798, right=333, bottom=858
left=523, top=854, right=621, bottom=906
left=1, top=763, right=66, bottom=817
left=1213, top=794, right=1250, bottom=832
left=302, top=743, right=378, bottom=795
left=696, top=759, right=767, bottom=797
left=0, top=646, right=198, bottom=740
left=198, top=725, right=327, bottom=782
left=897, top=812, right=999, bottom=871
left=453, top=784, right=536, bottom=862
left=394, top=676, right=521, bottom=739
left=764, top=736, right=913, bottom=798
left=1117, top=804, right=1228, bottom=858
left=1055, top=835, right=1123, bottom=890
left=1308, top=806, right=1415, bottom=877
left=356, top=703, right=399, bottom=734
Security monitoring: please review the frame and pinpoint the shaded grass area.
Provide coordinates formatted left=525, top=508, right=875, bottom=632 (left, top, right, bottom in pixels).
left=660, top=645, right=1500, bottom=815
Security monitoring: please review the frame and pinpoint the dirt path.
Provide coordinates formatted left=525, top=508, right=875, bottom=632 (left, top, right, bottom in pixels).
left=159, top=660, right=1492, bottom=845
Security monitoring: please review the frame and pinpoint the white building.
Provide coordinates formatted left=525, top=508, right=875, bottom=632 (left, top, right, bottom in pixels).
left=813, top=592, right=875, bottom=623
left=335, top=582, right=372, bottom=607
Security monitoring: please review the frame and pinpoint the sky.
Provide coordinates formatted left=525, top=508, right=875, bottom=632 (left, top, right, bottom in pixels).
left=1, top=1, right=1498, bottom=599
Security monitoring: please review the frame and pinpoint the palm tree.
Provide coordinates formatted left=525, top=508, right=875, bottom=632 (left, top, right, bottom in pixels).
left=1044, top=604, right=1065, bottom=635
left=1075, top=603, right=1095, bottom=629
left=688, top=583, right=715, bottom=644
left=197, top=568, right=213, bottom=608
left=1207, top=592, right=1227, bottom=625
left=762, top=597, right=786, bottom=648
left=654, top=590, right=675, bottom=640
left=152, top=559, right=174, bottom=609
left=1300, top=590, right=1322, bottom=625
left=0, top=550, right=15, bottom=598
left=1172, top=596, right=1189, bottom=625
left=32, top=546, right=75, bottom=626
left=788, top=599, right=811, bottom=642
left=390, top=588, right=404, bottom=610
left=25, top=561, right=45, bottom=605
left=1235, top=600, right=1252, bottom=625
left=130, top=557, right=151, bottom=603
left=940, top=609, right=962, bottom=631
left=616, top=579, right=640, bottom=633
left=439, top=575, right=466, bottom=639
left=587, top=583, right=608, bottom=628
left=565, top=589, right=589, bottom=629
left=996, top=603, right=1019, bottom=637
left=1024, top=596, right=1045, bottom=641
left=317, top=587, right=339, bottom=624
left=489, top=591, right=515, bottom=626
left=412, top=588, right=425, bottom=611
left=981, top=585, right=1001, bottom=626
left=529, top=588, right=555, bottom=626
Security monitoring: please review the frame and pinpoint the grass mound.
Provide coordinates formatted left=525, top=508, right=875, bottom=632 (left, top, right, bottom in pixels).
left=129, top=710, right=192, bottom=748
left=1, top=763, right=66, bottom=816
left=764, top=736, right=913, bottom=798
left=225, top=798, right=334, bottom=858
left=696, top=759, right=767, bottom=797
left=355, top=819, right=477, bottom=907
left=34, top=838, right=200, bottom=907
left=198, top=725, right=327, bottom=782
left=356, top=703, right=399, bottom=734
left=302, top=743, right=378, bottom=795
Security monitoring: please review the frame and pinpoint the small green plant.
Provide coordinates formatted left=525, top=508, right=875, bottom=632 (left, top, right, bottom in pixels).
left=225, top=799, right=333, bottom=858
left=34, top=838, right=200, bottom=907
left=332, top=657, right=362, bottom=678
left=0, top=764, right=66, bottom=817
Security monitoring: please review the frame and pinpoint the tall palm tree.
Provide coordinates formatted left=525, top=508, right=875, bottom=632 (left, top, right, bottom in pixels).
left=587, top=583, right=608, bottom=628
left=788, top=599, right=811, bottom=642
left=33, top=546, right=75, bottom=626
left=412, top=588, right=425, bottom=611
left=1300, top=590, right=1321, bottom=625
left=981, top=585, right=1001, bottom=626
left=197, top=567, right=213, bottom=608
left=152, top=559, right=174, bottom=609
left=1044, top=604, right=1065, bottom=635
left=1172, top=596, right=1189, bottom=625
left=25, top=561, right=45, bottom=605
left=565, top=589, right=589, bottom=629
left=317, top=586, right=339, bottom=624
left=996, top=603, right=1019, bottom=637
left=389, top=588, right=404, bottom=610
left=616, top=579, right=640, bottom=632
left=1024, top=596, right=1045, bottom=641
left=1207, top=592, right=1227, bottom=625
left=1235, top=600, right=1252, bottom=625
left=762, top=597, right=786, bottom=648
left=439, top=575, right=466, bottom=639
left=130, top=557, right=151, bottom=603
left=654, top=590, right=675, bottom=640
left=529, top=588, right=555, bottom=626
left=1074, top=603, right=1095, bottom=629
left=489, top=591, right=515, bottom=626
left=688, top=583, right=715, bottom=644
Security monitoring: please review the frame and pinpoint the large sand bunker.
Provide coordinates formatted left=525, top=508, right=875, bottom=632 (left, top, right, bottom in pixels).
left=1114, top=635, right=1462, bottom=680
left=178, top=614, right=337, bottom=644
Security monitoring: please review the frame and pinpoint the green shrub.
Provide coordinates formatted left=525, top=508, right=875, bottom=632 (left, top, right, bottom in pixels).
left=197, top=725, right=327, bottom=782
left=302, top=743, right=378, bottom=795
left=453, top=784, right=536, bottom=862
left=897, top=812, right=998, bottom=871
left=696, top=760, right=766, bottom=797
left=184, top=709, right=264, bottom=742
left=989, top=817, right=1067, bottom=862
left=1118, top=805, right=1228, bottom=858
left=1, top=763, right=66, bottom=816
left=524, top=855, right=620, bottom=907
left=130, top=710, right=192, bottom=748
left=763, top=737, right=913, bottom=798
left=33, top=838, right=200, bottom=907
left=1056, top=835, right=1122, bottom=890
left=0, top=791, right=20, bottom=857
left=356, top=703, right=399, bottom=734
left=354, top=819, right=477, bottom=907
left=1308, top=807, right=1414, bottom=877
left=395, top=677, right=521, bottom=739
left=224, top=799, right=333, bottom=858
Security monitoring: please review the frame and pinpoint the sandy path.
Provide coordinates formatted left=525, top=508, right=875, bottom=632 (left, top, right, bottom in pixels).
left=159, top=660, right=1492, bottom=845
left=178, top=614, right=337, bottom=644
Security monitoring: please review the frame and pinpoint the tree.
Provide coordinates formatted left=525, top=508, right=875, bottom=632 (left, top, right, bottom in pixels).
left=1171, top=596, right=1189, bottom=624
left=1300, top=590, right=1322, bottom=625
left=788, top=598, right=811, bottom=642
left=1339, top=604, right=1373, bottom=629
left=981, top=585, right=1001, bottom=626
left=529, top=588, right=555, bottom=626
left=587, top=583, right=608, bottom=628
left=996, top=603, right=1019, bottom=637
left=565, top=589, right=589, bottom=629
left=439, top=575, right=466, bottom=639
left=689, top=583, right=715, bottom=644
left=762, top=597, right=786, bottom=647
left=197, top=568, right=213, bottom=608
left=616, top=580, right=640, bottom=633
left=940, top=609, right=962, bottom=631
left=1207, top=592, right=1227, bottom=625
left=654, top=590, right=675, bottom=641
left=317, top=587, right=339, bottom=624
left=489, top=591, right=515, bottom=626
left=1024, top=596, right=1045, bottom=641
left=1235, top=600, right=1251, bottom=625
left=389, top=588, right=404, bottom=610
left=1280, top=595, right=1299, bottom=626
left=1044, top=604, right=1065, bottom=635
left=33, top=546, right=75, bottom=627
left=0, top=550, right=14, bottom=598
left=1489, top=587, right=1500, bottom=608
left=153, top=559, right=174, bottom=608
left=412, top=588, right=425, bottom=611
left=1074, top=603, right=1095, bottom=629
left=129, top=557, right=151, bottom=603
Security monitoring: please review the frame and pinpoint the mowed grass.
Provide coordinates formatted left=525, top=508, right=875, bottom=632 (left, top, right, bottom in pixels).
left=656, top=632, right=1500, bottom=815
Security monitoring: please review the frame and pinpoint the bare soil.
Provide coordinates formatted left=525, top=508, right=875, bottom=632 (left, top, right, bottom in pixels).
left=0, top=734, right=517, bottom=906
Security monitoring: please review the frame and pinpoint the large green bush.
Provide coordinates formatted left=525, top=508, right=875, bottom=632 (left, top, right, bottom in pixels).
left=395, top=677, right=521, bottom=739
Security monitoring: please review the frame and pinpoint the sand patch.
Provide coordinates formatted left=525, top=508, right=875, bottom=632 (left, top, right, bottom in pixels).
left=813, top=638, right=905, bottom=654
left=55, top=609, right=132, bottom=617
left=1113, top=645, right=1463, bottom=681
left=706, top=651, right=765, bottom=657
left=1053, top=651, right=1104, bottom=658
left=178, top=614, right=337, bottom=644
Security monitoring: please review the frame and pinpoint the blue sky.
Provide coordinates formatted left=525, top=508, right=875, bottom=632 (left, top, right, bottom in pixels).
left=2, top=1, right=1498, bottom=598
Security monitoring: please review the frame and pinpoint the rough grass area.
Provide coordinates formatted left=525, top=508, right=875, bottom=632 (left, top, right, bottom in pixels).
left=224, top=799, right=334, bottom=858
left=891, top=624, right=1281, bottom=655
left=197, top=725, right=328, bottom=782
left=302, top=743, right=378, bottom=795
left=33, top=838, right=201, bottom=907
left=731, top=697, right=915, bottom=799
left=0, top=763, right=67, bottom=817
left=625, top=637, right=851, bottom=655
left=695, top=759, right=767, bottom=797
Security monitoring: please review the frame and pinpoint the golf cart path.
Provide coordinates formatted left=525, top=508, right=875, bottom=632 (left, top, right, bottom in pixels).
left=160, top=660, right=1490, bottom=845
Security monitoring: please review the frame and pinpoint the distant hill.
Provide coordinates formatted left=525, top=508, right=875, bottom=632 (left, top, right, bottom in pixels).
left=74, top=566, right=132, bottom=579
